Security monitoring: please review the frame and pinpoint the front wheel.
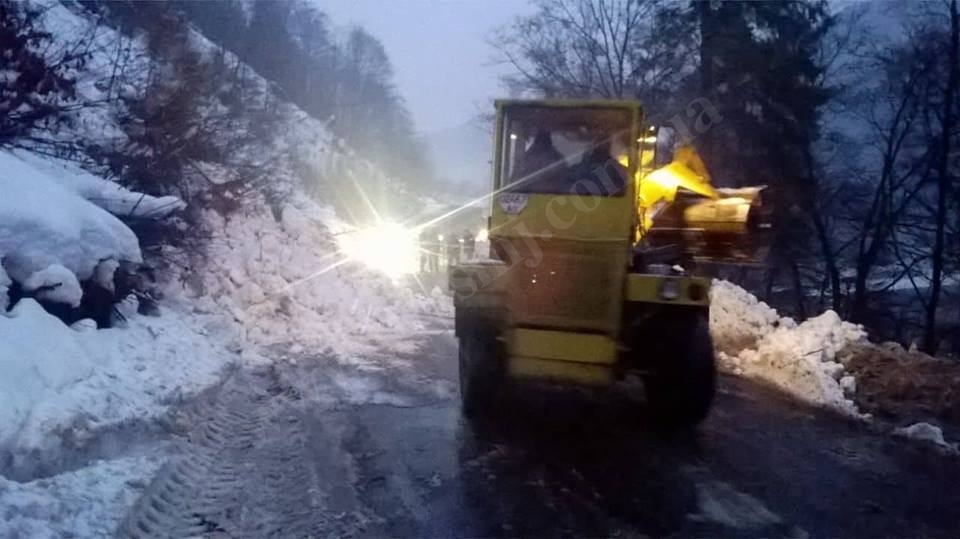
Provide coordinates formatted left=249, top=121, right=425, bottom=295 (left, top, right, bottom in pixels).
left=458, top=325, right=503, bottom=418
left=642, top=313, right=716, bottom=428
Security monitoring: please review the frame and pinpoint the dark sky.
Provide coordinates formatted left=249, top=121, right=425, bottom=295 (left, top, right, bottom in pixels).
left=321, top=0, right=533, bottom=134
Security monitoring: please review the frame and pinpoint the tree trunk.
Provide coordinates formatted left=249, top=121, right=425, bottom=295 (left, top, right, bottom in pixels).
left=803, top=147, right=842, bottom=311
left=789, top=258, right=807, bottom=319
left=697, top=1, right=715, bottom=164
left=922, top=0, right=958, bottom=354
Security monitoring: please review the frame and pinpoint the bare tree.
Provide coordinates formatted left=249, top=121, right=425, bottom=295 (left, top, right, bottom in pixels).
left=491, top=0, right=696, bottom=122
left=922, top=0, right=959, bottom=353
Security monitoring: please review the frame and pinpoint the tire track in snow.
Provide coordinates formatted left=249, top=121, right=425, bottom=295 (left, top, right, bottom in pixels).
left=118, top=367, right=331, bottom=538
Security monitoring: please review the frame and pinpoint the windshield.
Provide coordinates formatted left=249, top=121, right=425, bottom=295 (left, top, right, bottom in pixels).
left=500, top=106, right=633, bottom=196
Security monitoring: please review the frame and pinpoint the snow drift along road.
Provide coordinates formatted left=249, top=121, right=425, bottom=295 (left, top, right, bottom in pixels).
left=710, top=280, right=866, bottom=416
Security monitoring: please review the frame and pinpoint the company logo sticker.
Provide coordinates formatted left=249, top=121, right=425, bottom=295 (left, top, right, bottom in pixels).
left=498, top=193, right=528, bottom=215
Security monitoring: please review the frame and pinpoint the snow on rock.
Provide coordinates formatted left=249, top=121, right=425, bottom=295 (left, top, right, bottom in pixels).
left=67, top=173, right=186, bottom=220
left=22, top=265, right=84, bottom=307
left=10, top=150, right=186, bottom=220
left=710, top=280, right=866, bottom=416
left=70, top=318, right=98, bottom=332
left=0, top=151, right=142, bottom=286
left=0, top=454, right=163, bottom=538
left=0, top=295, right=248, bottom=453
left=93, top=259, right=119, bottom=292
left=893, top=423, right=959, bottom=454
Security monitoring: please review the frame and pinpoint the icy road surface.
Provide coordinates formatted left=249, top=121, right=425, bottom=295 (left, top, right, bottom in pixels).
left=120, top=318, right=960, bottom=538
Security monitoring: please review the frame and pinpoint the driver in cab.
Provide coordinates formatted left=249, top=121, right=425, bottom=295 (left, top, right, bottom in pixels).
left=512, top=129, right=628, bottom=196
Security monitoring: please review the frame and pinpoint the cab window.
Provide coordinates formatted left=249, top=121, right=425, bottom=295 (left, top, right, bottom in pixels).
left=499, top=106, right=633, bottom=197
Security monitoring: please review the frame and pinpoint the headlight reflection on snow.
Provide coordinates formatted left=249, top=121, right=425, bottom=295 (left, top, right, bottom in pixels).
left=337, top=221, right=418, bottom=281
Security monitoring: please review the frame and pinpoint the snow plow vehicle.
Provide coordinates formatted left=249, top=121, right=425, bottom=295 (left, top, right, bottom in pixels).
left=449, top=99, right=769, bottom=427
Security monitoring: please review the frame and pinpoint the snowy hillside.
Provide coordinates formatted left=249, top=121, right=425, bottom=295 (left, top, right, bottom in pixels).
left=0, top=0, right=450, bottom=449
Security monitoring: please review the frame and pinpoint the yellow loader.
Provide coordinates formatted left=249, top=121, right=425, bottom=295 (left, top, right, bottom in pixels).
left=449, top=99, right=768, bottom=427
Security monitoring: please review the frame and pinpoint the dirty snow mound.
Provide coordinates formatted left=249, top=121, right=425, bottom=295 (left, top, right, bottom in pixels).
left=710, top=280, right=866, bottom=416
left=710, top=280, right=795, bottom=356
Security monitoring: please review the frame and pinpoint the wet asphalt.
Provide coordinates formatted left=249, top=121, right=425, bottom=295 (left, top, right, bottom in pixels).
left=270, top=322, right=960, bottom=539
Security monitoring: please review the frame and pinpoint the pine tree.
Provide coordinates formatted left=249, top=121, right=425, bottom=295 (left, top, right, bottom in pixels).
left=696, top=0, right=833, bottom=315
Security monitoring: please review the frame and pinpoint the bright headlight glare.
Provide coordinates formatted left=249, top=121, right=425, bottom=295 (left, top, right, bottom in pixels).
left=338, top=221, right=418, bottom=280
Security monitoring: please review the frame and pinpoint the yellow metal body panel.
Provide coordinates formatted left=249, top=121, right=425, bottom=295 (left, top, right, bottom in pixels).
left=624, top=274, right=711, bottom=306
left=486, top=101, right=641, bottom=336
left=508, top=356, right=613, bottom=385
left=496, top=238, right=629, bottom=334
left=511, top=328, right=617, bottom=364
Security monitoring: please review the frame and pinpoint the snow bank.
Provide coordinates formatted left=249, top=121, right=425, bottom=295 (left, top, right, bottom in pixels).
left=0, top=151, right=142, bottom=286
left=0, top=296, right=248, bottom=452
left=0, top=454, right=162, bottom=538
left=710, top=280, right=867, bottom=416
left=0, top=300, right=96, bottom=446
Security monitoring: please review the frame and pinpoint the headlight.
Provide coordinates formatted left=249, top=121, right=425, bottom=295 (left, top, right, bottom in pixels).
left=337, top=221, right=418, bottom=281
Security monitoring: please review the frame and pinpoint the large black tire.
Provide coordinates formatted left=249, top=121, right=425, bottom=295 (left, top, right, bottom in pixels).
left=458, top=325, right=502, bottom=419
left=642, top=313, right=716, bottom=428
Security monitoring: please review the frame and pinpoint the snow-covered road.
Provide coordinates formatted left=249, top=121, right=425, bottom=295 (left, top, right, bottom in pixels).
left=108, top=317, right=960, bottom=539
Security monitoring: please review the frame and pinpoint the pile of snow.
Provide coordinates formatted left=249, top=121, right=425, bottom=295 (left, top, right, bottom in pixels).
left=0, top=454, right=162, bottom=538
left=0, top=296, right=251, bottom=453
left=710, top=280, right=794, bottom=356
left=893, top=423, right=959, bottom=454
left=710, top=280, right=867, bottom=416
left=0, top=151, right=142, bottom=291
left=173, top=194, right=451, bottom=360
